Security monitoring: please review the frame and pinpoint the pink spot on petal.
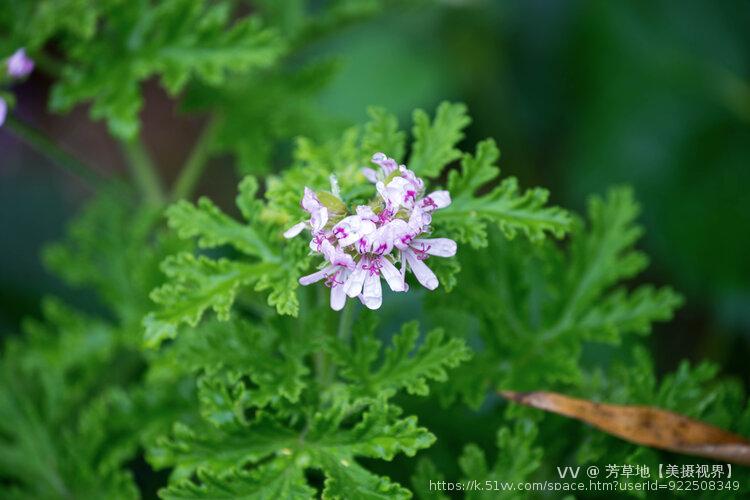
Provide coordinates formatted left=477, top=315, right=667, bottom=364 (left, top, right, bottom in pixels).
left=325, top=272, right=344, bottom=288
left=362, top=259, right=382, bottom=276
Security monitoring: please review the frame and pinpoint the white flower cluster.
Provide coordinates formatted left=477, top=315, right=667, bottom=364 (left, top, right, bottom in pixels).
left=285, top=153, right=457, bottom=310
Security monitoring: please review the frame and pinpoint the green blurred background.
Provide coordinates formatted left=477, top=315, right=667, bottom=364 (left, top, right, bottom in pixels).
left=2, top=0, right=749, bottom=380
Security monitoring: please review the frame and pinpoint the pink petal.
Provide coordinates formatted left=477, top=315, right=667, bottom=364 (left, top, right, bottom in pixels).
left=399, top=166, right=424, bottom=191
left=372, top=152, right=398, bottom=175
left=362, top=168, right=378, bottom=183
left=7, top=48, right=34, bottom=78
left=405, top=250, right=439, bottom=290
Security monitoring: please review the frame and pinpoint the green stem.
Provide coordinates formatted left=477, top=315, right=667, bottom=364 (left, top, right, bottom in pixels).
left=316, top=300, right=357, bottom=386
left=170, top=118, right=217, bottom=201
left=4, top=116, right=106, bottom=190
left=121, top=138, right=164, bottom=206
left=336, top=300, right=356, bottom=343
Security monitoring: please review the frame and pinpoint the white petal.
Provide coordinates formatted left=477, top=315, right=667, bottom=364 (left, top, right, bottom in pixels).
left=330, top=284, right=347, bottom=311
left=405, top=250, right=439, bottom=290
left=361, top=219, right=377, bottom=234
left=361, top=271, right=383, bottom=310
left=320, top=239, right=336, bottom=260
left=376, top=177, right=410, bottom=209
left=387, top=176, right=410, bottom=192
left=338, top=232, right=359, bottom=247
left=299, top=266, right=334, bottom=286
left=399, top=166, right=424, bottom=192
left=302, top=187, right=321, bottom=212
left=380, top=258, right=406, bottom=292
left=344, top=261, right=366, bottom=298
left=339, top=219, right=376, bottom=247
left=426, top=190, right=451, bottom=209
left=310, top=207, right=328, bottom=231
left=372, top=152, right=397, bottom=175
left=356, top=205, right=377, bottom=221
left=376, top=182, right=391, bottom=206
left=408, top=205, right=431, bottom=232
left=283, top=222, right=306, bottom=239
left=412, top=238, right=457, bottom=258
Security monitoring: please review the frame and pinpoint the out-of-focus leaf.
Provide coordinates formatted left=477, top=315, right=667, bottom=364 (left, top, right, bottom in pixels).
left=501, top=390, right=750, bottom=466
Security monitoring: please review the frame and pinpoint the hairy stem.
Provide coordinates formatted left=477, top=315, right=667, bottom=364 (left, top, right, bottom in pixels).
left=4, top=116, right=106, bottom=190
left=121, top=138, right=164, bottom=206
left=170, top=118, right=218, bottom=201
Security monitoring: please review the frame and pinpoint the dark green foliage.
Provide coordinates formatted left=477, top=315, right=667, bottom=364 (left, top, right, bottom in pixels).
left=439, top=138, right=572, bottom=246
left=0, top=193, right=192, bottom=499
left=1, top=2, right=748, bottom=498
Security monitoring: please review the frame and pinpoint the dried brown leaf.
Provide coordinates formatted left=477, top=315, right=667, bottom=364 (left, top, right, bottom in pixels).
left=501, top=390, right=750, bottom=466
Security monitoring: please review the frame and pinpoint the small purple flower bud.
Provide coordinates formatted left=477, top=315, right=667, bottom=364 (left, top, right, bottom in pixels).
left=7, top=49, right=34, bottom=79
left=0, top=97, right=6, bottom=127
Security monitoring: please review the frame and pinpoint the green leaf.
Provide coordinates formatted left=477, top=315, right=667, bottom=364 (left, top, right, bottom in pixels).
left=362, top=106, right=406, bottom=162
left=149, top=418, right=296, bottom=479
left=459, top=420, right=542, bottom=500
left=144, top=253, right=276, bottom=348
left=310, top=401, right=435, bottom=461
left=146, top=175, right=309, bottom=347
left=410, top=459, right=449, bottom=500
left=409, top=102, right=471, bottom=178
left=429, top=186, right=682, bottom=402
left=318, top=456, right=411, bottom=500
left=42, top=189, right=180, bottom=336
left=562, top=186, right=649, bottom=318
left=184, top=60, right=339, bottom=175
left=0, top=300, right=143, bottom=500
left=161, top=456, right=315, bottom=499
left=49, top=0, right=285, bottom=138
left=331, top=321, right=472, bottom=401
left=151, top=399, right=432, bottom=496
left=577, top=285, right=683, bottom=343
left=0, top=0, right=98, bottom=52
left=446, top=138, right=501, bottom=197
left=312, top=401, right=432, bottom=499
left=166, top=197, right=277, bottom=260
left=438, top=139, right=572, bottom=246
left=151, top=318, right=309, bottom=409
